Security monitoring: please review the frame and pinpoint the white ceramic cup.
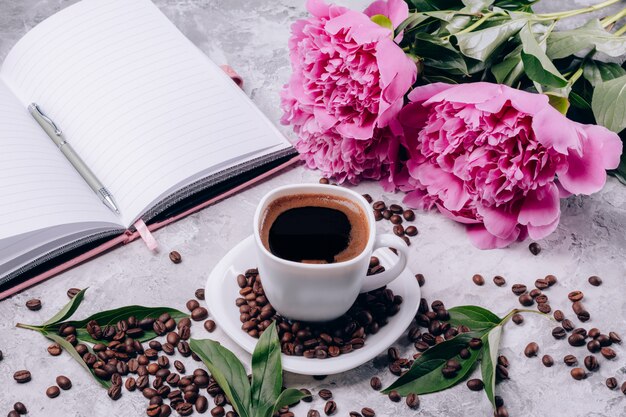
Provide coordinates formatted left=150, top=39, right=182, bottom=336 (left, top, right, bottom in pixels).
left=253, top=184, right=410, bottom=322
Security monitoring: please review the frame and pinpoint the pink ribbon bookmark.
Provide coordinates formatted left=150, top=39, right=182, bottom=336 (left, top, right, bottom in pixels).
left=133, top=219, right=158, bottom=252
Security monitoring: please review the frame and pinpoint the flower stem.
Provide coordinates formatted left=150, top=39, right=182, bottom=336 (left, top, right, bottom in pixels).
left=601, top=7, right=626, bottom=27
left=536, top=0, right=622, bottom=20
left=568, top=66, right=585, bottom=86
left=16, top=323, right=43, bottom=331
left=443, top=12, right=496, bottom=40
left=615, top=23, right=626, bottom=36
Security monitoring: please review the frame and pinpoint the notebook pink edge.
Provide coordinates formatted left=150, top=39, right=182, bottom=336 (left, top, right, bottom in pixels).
left=0, top=156, right=300, bottom=300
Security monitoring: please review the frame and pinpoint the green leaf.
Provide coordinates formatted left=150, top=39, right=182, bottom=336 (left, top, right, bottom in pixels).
left=546, top=92, right=570, bottom=115
left=395, top=13, right=430, bottom=36
left=271, top=389, right=309, bottom=416
left=569, top=90, right=592, bottom=111
left=412, top=33, right=469, bottom=75
left=480, top=325, right=502, bottom=409
left=371, top=14, right=393, bottom=32
left=382, top=332, right=484, bottom=395
left=547, top=19, right=626, bottom=60
left=43, top=331, right=111, bottom=389
left=455, top=18, right=526, bottom=61
left=583, top=60, right=626, bottom=87
left=66, top=306, right=188, bottom=343
left=447, top=306, right=501, bottom=331
left=519, top=23, right=567, bottom=88
left=408, top=0, right=465, bottom=12
left=493, top=0, right=537, bottom=11
left=491, top=50, right=522, bottom=84
left=190, top=338, right=251, bottom=417
left=251, top=322, right=282, bottom=410
left=609, top=149, right=626, bottom=185
left=43, top=288, right=88, bottom=326
left=592, top=75, right=626, bottom=133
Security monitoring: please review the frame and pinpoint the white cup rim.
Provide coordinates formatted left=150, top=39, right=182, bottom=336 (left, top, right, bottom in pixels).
left=253, top=183, right=376, bottom=269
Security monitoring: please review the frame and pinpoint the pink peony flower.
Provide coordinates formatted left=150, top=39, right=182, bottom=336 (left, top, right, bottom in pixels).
left=395, top=82, right=622, bottom=249
left=280, top=0, right=417, bottom=183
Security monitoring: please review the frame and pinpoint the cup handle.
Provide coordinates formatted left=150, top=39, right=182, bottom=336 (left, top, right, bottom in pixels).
left=360, top=234, right=409, bottom=293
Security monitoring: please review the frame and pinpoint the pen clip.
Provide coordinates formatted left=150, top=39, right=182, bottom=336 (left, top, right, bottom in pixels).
left=29, top=103, right=62, bottom=136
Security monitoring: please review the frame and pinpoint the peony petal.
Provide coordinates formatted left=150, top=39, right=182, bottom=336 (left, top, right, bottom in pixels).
left=306, top=0, right=332, bottom=17
left=422, top=82, right=502, bottom=106
left=414, top=163, right=470, bottom=211
left=325, top=10, right=390, bottom=44
left=363, top=0, right=409, bottom=28
left=581, top=124, right=622, bottom=169
left=466, top=224, right=520, bottom=249
left=407, top=83, right=456, bottom=104
left=517, top=183, right=560, bottom=227
left=532, top=105, right=583, bottom=155
left=436, top=203, right=481, bottom=224
left=477, top=203, right=520, bottom=239
left=527, top=216, right=559, bottom=240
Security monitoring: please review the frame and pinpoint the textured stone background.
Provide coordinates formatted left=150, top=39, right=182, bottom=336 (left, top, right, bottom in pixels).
left=1, top=1, right=625, bottom=416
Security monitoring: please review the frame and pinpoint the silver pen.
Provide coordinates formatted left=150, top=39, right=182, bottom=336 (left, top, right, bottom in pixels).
left=28, top=103, right=120, bottom=214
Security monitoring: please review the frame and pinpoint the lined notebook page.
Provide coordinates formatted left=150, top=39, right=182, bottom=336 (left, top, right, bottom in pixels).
left=1, top=0, right=288, bottom=227
left=0, top=80, right=120, bottom=242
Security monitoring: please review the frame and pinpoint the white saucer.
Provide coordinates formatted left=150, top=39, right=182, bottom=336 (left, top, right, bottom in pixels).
left=205, top=235, right=420, bottom=375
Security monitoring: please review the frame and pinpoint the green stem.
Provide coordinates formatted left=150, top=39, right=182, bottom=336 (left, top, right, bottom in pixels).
left=16, top=323, right=44, bottom=331
left=536, top=0, right=622, bottom=20
left=568, top=66, right=585, bottom=86
left=601, top=7, right=626, bottom=27
left=443, top=12, right=496, bottom=40
left=615, top=23, right=626, bottom=36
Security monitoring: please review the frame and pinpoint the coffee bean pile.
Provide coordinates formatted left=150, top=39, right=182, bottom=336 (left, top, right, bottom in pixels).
left=235, top=267, right=402, bottom=359
left=366, top=197, right=418, bottom=246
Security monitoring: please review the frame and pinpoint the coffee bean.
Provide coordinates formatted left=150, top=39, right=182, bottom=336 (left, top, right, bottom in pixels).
left=469, top=338, right=483, bottom=350
left=588, top=275, right=602, bottom=286
left=388, top=390, right=401, bottom=402
left=373, top=201, right=386, bottom=211
left=0, top=349, right=3, bottom=361
left=25, top=299, right=42, bottom=311
left=169, top=251, right=182, bottom=264
left=553, top=310, right=564, bottom=321
left=496, top=365, right=509, bottom=380
left=370, top=376, right=382, bottom=390
left=467, top=379, right=484, bottom=391
left=393, top=225, right=405, bottom=236
left=552, top=327, right=566, bottom=339
left=186, top=299, right=200, bottom=312
left=403, top=209, right=415, bottom=221
left=570, top=368, right=586, bottom=380
left=373, top=210, right=383, bottom=221
left=609, top=331, right=622, bottom=344
left=622, top=382, right=626, bottom=395
left=13, top=370, right=31, bottom=383
left=512, top=314, right=524, bottom=325
left=349, top=412, right=362, bottom=417
left=324, top=400, right=337, bottom=415
left=605, top=377, right=618, bottom=390
left=405, top=225, right=418, bottom=237
left=390, top=214, right=402, bottom=224
left=524, top=342, right=539, bottom=357
left=568, top=291, right=584, bottom=302
left=529, top=288, right=542, bottom=298
left=512, top=284, right=527, bottom=295
left=562, top=319, right=575, bottom=331
left=308, top=411, right=321, bottom=417
left=146, top=404, right=161, bottom=417
left=66, top=288, right=81, bottom=299
left=535, top=295, right=548, bottom=304
left=319, top=389, right=333, bottom=400
left=56, top=375, right=72, bottom=390
left=199, top=320, right=215, bottom=334
left=572, top=301, right=590, bottom=321
left=318, top=177, right=330, bottom=184
left=564, top=354, right=577, bottom=366
left=195, top=395, right=208, bottom=413
left=45, top=385, right=60, bottom=398
left=497, top=355, right=509, bottom=368
left=495, top=406, right=509, bottom=417
left=414, top=273, right=425, bottom=287
left=528, top=242, right=541, bottom=255
left=537, top=303, right=551, bottom=314
left=472, top=274, right=484, bottom=286
left=545, top=275, right=557, bottom=286
left=13, top=402, right=27, bottom=414
left=388, top=204, right=402, bottom=214
left=493, top=276, right=506, bottom=286
left=191, top=307, right=208, bottom=321
left=8, top=412, right=19, bottom=417
left=541, top=355, right=554, bottom=367
left=597, top=334, right=611, bottom=346
left=406, top=392, right=420, bottom=408
left=568, top=333, right=586, bottom=347
left=193, top=289, right=205, bottom=301
left=47, top=343, right=62, bottom=356
left=600, top=347, right=616, bottom=359
left=534, top=279, right=549, bottom=290
left=361, top=193, right=373, bottom=204
left=584, top=355, right=599, bottom=371
left=519, top=294, right=534, bottom=306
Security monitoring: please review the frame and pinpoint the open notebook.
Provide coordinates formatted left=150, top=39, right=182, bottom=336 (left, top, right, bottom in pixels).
left=0, top=0, right=296, bottom=294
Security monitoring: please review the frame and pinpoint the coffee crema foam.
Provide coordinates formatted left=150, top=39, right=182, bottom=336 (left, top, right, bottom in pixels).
left=260, top=193, right=369, bottom=263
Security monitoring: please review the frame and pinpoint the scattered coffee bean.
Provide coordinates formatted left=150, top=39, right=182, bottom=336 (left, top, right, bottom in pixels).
left=467, top=379, right=484, bottom=391
left=389, top=204, right=402, bottom=214
left=13, top=402, right=27, bottom=414
left=493, top=276, right=506, bottom=286
left=534, top=278, right=549, bottom=290
left=519, top=294, right=534, bottom=306
left=370, top=376, right=382, bottom=391
left=584, top=355, right=599, bottom=371
left=528, top=242, right=541, bottom=255
left=186, top=299, right=200, bottom=312
left=564, top=355, right=577, bottom=366
left=204, top=320, right=216, bottom=333
left=524, top=342, right=539, bottom=357
left=382, top=210, right=392, bottom=220
left=512, top=284, right=527, bottom=295
left=169, top=250, right=182, bottom=264
left=415, top=273, right=425, bottom=287
left=609, top=331, right=621, bottom=344
left=405, top=225, right=418, bottom=236
left=56, top=375, right=72, bottom=390
left=472, top=274, right=484, bottom=286
left=308, top=411, right=321, bottom=417
left=469, top=338, right=483, bottom=349
left=622, top=382, right=626, bottom=395
left=553, top=310, right=564, bottom=321
left=568, top=333, right=586, bottom=347
left=194, top=288, right=205, bottom=301
left=13, top=370, right=31, bottom=383
left=537, top=303, right=551, bottom=314
left=349, top=412, right=362, bottom=417
left=570, top=368, right=586, bottom=380
left=551, top=327, right=566, bottom=339
left=388, top=390, right=401, bottom=402
left=319, top=389, right=333, bottom=400
left=529, top=289, right=542, bottom=298
left=600, top=347, right=616, bottom=359
left=562, top=319, right=575, bottom=331
left=605, top=377, right=618, bottom=390
left=67, top=288, right=81, bottom=298
left=0, top=349, right=3, bottom=361
left=47, top=343, right=62, bottom=356
left=545, top=275, right=557, bottom=286
left=588, top=275, right=602, bottom=286
left=25, top=299, right=42, bottom=311
left=568, top=291, right=584, bottom=302
left=390, top=214, right=402, bottom=225
left=512, top=314, right=524, bottom=325
left=191, top=307, right=208, bottom=321
left=406, top=392, right=420, bottom=409
left=542, top=355, right=554, bottom=367
left=319, top=177, right=330, bottom=184
left=46, top=386, right=60, bottom=398
left=8, top=412, right=19, bottom=417
left=324, top=400, right=337, bottom=415
left=361, top=407, right=375, bottom=417
left=497, top=355, right=509, bottom=368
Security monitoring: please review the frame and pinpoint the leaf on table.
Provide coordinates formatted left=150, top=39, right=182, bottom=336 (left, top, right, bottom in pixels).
left=547, top=19, right=626, bottom=60
left=382, top=332, right=484, bottom=395
left=271, top=388, right=310, bottom=416
left=447, top=306, right=501, bottom=331
left=455, top=17, right=526, bottom=62
left=480, top=325, right=502, bottom=409
left=251, top=322, right=282, bottom=410
left=592, top=75, right=626, bottom=133
left=519, top=23, right=568, bottom=88
left=411, top=32, right=469, bottom=75
left=189, top=338, right=251, bottom=417
left=44, top=331, right=111, bottom=389
left=43, top=288, right=88, bottom=327
left=583, top=60, right=626, bottom=87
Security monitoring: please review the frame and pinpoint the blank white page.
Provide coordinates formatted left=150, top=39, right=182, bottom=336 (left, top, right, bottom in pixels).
left=1, top=0, right=288, bottom=227
left=0, top=80, right=120, bottom=242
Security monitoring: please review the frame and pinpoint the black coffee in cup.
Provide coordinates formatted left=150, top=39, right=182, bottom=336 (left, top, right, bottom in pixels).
left=260, top=193, right=369, bottom=263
